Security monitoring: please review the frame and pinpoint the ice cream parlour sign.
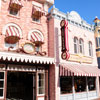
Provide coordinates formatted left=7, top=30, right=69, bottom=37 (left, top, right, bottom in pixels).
left=22, top=42, right=35, bottom=54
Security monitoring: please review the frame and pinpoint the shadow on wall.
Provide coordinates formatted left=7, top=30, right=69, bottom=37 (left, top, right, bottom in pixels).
left=55, top=27, right=60, bottom=64
left=55, top=27, right=61, bottom=93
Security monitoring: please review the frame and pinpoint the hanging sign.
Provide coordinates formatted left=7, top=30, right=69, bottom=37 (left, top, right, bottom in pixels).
left=60, top=20, right=70, bottom=60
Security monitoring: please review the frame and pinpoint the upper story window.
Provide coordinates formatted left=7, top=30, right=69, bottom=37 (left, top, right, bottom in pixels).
left=32, top=6, right=44, bottom=23
left=9, top=0, right=23, bottom=16
left=79, top=38, right=84, bottom=54
left=98, top=30, right=100, bottom=33
left=89, top=41, right=93, bottom=56
left=96, top=37, right=100, bottom=47
left=74, top=37, right=78, bottom=53
left=28, top=30, right=44, bottom=53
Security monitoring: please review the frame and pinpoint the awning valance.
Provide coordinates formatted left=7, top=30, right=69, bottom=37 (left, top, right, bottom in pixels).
left=60, top=63, right=100, bottom=77
left=9, top=0, right=23, bottom=9
left=32, top=6, right=44, bottom=17
left=0, top=51, right=54, bottom=64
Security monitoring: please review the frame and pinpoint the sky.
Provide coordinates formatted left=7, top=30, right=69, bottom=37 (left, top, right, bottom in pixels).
left=54, top=0, right=100, bottom=25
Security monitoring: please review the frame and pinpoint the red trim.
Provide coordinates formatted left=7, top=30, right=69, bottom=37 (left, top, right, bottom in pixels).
left=64, top=20, right=70, bottom=59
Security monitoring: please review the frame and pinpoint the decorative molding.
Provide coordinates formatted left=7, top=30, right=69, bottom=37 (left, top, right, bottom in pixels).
left=68, top=54, right=93, bottom=64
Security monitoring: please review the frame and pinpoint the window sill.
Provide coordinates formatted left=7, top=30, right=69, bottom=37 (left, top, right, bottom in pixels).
left=31, top=20, right=41, bottom=25
left=37, top=94, right=45, bottom=96
left=7, top=14, right=20, bottom=19
left=61, top=93, right=73, bottom=95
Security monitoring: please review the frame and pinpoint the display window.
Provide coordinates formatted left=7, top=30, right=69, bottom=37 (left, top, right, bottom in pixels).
left=60, top=76, right=72, bottom=94
left=74, top=77, right=86, bottom=92
left=87, top=77, right=96, bottom=91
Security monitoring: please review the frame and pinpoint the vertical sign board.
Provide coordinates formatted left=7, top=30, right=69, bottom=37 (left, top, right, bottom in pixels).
left=60, top=20, right=70, bottom=60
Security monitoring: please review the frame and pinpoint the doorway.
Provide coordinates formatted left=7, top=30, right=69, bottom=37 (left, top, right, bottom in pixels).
left=6, top=72, right=36, bottom=100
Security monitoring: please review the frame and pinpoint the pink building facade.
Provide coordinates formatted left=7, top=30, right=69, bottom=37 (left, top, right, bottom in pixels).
left=0, top=0, right=54, bottom=100
left=48, top=7, right=100, bottom=100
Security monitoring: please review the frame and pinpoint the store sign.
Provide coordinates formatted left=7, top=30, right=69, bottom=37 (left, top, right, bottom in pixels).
left=60, top=20, right=70, bottom=60
left=23, top=43, right=35, bottom=54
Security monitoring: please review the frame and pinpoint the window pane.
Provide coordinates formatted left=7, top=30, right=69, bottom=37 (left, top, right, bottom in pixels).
left=88, top=77, right=96, bottom=91
left=74, top=38, right=78, bottom=53
left=0, top=89, right=3, bottom=97
left=60, top=77, right=72, bottom=94
left=79, top=39, right=84, bottom=54
left=99, top=38, right=100, bottom=47
left=96, top=37, right=99, bottom=47
left=74, top=77, right=86, bottom=92
left=9, top=8, right=18, bottom=16
left=89, top=42, right=92, bottom=56
left=38, top=88, right=44, bottom=94
left=0, top=81, right=4, bottom=88
left=0, top=72, right=4, bottom=79
left=38, top=73, right=45, bottom=94
left=74, top=44, right=77, bottom=53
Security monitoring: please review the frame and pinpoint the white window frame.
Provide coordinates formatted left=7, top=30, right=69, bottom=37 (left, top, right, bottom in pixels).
left=9, top=7, right=19, bottom=16
left=0, top=71, right=5, bottom=99
left=89, top=41, right=93, bottom=57
left=74, top=37, right=78, bottom=54
left=79, top=38, right=84, bottom=54
left=37, top=72, right=45, bottom=96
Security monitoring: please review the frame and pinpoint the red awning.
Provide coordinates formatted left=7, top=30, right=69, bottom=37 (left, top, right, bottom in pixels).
left=60, top=63, right=100, bottom=77
left=9, top=0, right=23, bottom=9
left=5, top=26, right=21, bottom=44
left=32, top=6, right=44, bottom=17
left=30, top=31, right=44, bottom=43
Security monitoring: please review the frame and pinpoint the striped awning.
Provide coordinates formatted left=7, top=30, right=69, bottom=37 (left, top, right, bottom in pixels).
left=5, top=26, right=21, bottom=44
left=32, top=6, right=44, bottom=17
left=10, top=0, right=23, bottom=9
left=30, top=31, right=44, bottom=43
left=60, top=63, right=100, bottom=77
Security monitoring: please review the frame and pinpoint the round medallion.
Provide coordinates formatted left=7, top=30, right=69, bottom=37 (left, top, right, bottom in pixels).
left=23, top=43, right=35, bottom=54
left=61, top=52, right=67, bottom=60
left=60, top=20, right=65, bottom=27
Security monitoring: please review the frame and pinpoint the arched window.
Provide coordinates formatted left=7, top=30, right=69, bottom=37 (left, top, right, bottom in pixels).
left=89, top=41, right=93, bottom=56
left=79, top=38, right=84, bottom=54
left=74, top=37, right=78, bottom=53
left=2, top=23, right=22, bottom=49
left=28, top=29, right=44, bottom=52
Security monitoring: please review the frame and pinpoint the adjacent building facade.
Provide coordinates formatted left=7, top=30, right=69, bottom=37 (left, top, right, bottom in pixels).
left=48, top=7, right=100, bottom=100
left=0, top=0, right=54, bottom=100
left=94, top=17, right=100, bottom=69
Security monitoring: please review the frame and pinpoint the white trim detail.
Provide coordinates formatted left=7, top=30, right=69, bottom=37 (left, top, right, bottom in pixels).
left=32, top=1, right=42, bottom=8
left=2, top=23, right=22, bottom=38
left=0, top=51, right=54, bottom=64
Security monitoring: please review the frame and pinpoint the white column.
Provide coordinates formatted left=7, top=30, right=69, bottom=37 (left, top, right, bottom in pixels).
left=86, top=77, right=89, bottom=100
left=96, top=76, right=99, bottom=97
left=72, top=76, right=75, bottom=100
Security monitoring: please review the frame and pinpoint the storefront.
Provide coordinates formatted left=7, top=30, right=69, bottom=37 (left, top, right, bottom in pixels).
left=60, top=63, right=100, bottom=100
left=0, top=51, right=54, bottom=100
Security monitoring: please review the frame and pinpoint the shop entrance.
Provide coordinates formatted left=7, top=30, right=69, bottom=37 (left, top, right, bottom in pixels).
left=6, top=72, right=36, bottom=100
